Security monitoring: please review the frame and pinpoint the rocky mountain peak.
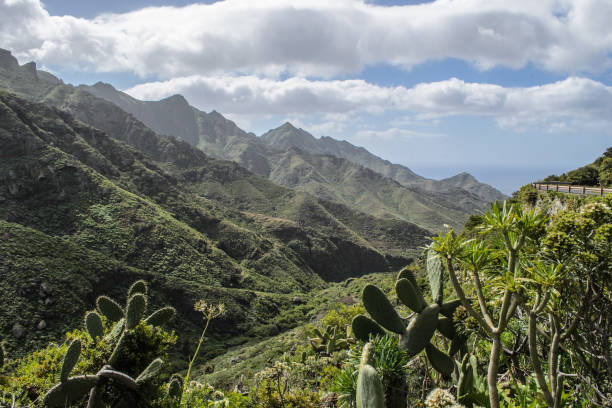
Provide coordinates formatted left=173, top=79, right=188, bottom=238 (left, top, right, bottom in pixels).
left=444, top=172, right=478, bottom=183
left=161, top=93, right=189, bottom=106
left=0, top=48, right=19, bottom=70
left=92, top=81, right=115, bottom=91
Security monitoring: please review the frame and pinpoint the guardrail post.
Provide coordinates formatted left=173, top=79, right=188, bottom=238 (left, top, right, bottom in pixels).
left=546, top=184, right=549, bottom=191
left=556, top=184, right=559, bottom=192
left=601, top=186, right=604, bottom=196
left=582, top=186, right=585, bottom=194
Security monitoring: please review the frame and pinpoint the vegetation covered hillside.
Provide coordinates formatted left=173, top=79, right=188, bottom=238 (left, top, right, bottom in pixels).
left=541, top=146, right=612, bottom=186
left=1, top=190, right=609, bottom=407
left=73, top=73, right=505, bottom=231
left=79, top=82, right=499, bottom=231
left=0, top=89, right=431, bottom=360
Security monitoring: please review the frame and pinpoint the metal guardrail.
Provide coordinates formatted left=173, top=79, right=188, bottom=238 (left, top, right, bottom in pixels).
left=532, top=183, right=612, bottom=196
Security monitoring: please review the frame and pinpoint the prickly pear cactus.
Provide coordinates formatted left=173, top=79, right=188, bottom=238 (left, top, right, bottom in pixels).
left=356, top=343, right=385, bottom=408
left=352, top=250, right=464, bottom=375
left=43, top=280, right=175, bottom=408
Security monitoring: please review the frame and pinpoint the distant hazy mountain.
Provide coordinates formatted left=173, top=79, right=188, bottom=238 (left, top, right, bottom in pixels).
left=261, top=122, right=507, bottom=203
left=78, top=83, right=503, bottom=230
left=262, top=122, right=422, bottom=184
left=0, top=49, right=503, bottom=231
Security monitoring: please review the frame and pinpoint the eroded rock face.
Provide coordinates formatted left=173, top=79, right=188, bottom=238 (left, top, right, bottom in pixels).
left=0, top=49, right=19, bottom=70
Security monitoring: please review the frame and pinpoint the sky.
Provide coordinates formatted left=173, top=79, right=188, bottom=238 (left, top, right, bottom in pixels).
left=2, top=0, right=612, bottom=193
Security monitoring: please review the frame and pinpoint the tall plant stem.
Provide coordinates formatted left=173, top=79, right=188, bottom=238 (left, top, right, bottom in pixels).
left=488, top=333, right=501, bottom=408
left=183, top=317, right=211, bottom=395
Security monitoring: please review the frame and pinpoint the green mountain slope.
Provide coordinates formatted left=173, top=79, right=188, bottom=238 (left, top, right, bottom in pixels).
left=76, top=80, right=492, bottom=230
left=0, top=75, right=428, bottom=357
left=261, top=122, right=508, bottom=203
left=264, top=147, right=479, bottom=231
left=541, top=146, right=612, bottom=186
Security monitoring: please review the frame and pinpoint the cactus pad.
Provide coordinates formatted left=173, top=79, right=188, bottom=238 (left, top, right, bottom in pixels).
left=425, top=343, right=454, bottom=376
left=397, top=266, right=419, bottom=289
left=43, top=375, right=99, bottom=407
left=400, top=304, right=440, bottom=356
left=60, top=340, right=81, bottom=382
left=136, top=358, right=164, bottom=384
left=351, top=315, right=386, bottom=342
left=128, top=280, right=147, bottom=297
left=85, top=312, right=104, bottom=341
left=356, top=347, right=385, bottom=408
left=96, top=296, right=124, bottom=322
left=126, top=294, right=146, bottom=330
left=426, top=249, right=444, bottom=305
left=436, top=317, right=456, bottom=339
left=145, top=307, right=176, bottom=326
left=362, top=284, right=405, bottom=334
left=396, top=278, right=427, bottom=313
left=169, top=377, right=183, bottom=398
left=439, top=299, right=462, bottom=318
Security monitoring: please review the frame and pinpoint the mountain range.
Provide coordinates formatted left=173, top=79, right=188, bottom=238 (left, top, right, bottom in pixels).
left=0, top=48, right=504, bottom=360
left=1, top=49, right=426, bottom=355
left=80, top=80, right=506, bottom=231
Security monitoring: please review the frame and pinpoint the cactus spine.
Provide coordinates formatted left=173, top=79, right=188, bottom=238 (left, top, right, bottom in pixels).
left=352, top=250, right=466, bottom=375
left=43, top=280, right=175, bottom=408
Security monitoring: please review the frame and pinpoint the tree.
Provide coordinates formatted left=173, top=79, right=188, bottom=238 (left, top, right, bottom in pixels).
left=599, top=157, right=612, bottom=187
left=432, top=202, right=546, bottom=408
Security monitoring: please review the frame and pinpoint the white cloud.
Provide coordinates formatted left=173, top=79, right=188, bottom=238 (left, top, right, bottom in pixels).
left=2, top=0, right=612, bottom=77
left=125, top=74, right=612, bottom=133
left=355, top=128, right=445, bottom=141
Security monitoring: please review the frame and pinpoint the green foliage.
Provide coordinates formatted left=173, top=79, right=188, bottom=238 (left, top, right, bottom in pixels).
left=599, top=156, right=612, bottom=186
left=514, top=184, right=538, bottom=207
left=321, top=304, right=365, bottom=330
left=308, top=324, right=354, bottom=355
left=0, top=341, right=4, bottom=370
left=31, top=281, right=177, bottom=407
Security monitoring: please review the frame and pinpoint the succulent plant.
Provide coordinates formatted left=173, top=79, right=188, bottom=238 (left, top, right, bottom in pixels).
left=356, top=342, right=385, bottom=408
left=308, top=324, right=355, bottom=355
left=456, top=354, right=490, bottom=408
left=43, top=280, right=176, bottom=408
left=351, top=250, right=465, bottom=376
